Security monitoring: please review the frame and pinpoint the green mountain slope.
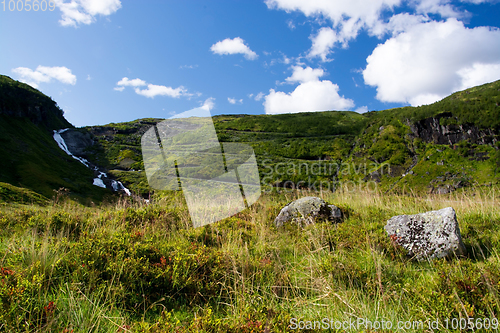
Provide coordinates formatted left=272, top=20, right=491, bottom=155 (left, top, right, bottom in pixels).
left=0, top=75, right=110, bottom=202
left=83, top=80, right=499, bottom=197
left=1, top=74, right=498, bottom=201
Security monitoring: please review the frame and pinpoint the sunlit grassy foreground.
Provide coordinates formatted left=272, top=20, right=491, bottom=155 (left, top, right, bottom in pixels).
left=0, top=187, right=499, bottom=332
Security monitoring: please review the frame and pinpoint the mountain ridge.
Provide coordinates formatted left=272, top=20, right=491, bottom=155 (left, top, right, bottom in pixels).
left=0, top=74, right=499, bottom=202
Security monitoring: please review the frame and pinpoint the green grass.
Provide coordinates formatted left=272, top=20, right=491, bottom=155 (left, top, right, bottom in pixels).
left=1, top=188, right=499, bottom=332
left=0, top=182, right=48, bottom=206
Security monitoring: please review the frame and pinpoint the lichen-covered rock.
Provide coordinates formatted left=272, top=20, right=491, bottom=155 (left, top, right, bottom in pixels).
left=385, top=207, right=466, bottom=261
left=274, top=196, right=342, bottom=228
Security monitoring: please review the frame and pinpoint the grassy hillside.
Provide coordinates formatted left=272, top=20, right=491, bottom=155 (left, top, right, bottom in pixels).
left=0, top=189, right=499, bottom=332
left=0, top=74, right=498, bottom=201
left=0, top=76, right=112, bottom=202
left=84, top=80, right=500, bottom=198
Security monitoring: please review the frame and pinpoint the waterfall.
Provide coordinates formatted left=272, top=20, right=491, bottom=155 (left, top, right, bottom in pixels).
left=53, top=129, right=131, bottom=196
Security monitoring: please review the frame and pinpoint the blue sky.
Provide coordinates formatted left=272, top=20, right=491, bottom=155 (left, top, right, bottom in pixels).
left=1, top=0, right=499, bottom=127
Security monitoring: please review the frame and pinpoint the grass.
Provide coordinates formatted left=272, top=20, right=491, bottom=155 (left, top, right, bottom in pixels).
left=0, top=187, right=499, bottom=332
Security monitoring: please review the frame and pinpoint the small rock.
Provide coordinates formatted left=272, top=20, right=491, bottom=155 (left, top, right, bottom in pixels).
left=436, top=186, right=452, bottom=194
left=385, top=207, right=466, bottom=261
left=274, top=196, right=342, bottom=228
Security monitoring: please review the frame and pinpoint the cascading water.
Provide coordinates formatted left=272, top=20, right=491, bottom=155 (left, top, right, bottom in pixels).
left=53, top=129, right=131, bottom=196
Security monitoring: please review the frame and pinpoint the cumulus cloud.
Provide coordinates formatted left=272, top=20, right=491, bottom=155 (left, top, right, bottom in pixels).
left=371, top=13, right=429, bottom=36
left=308, top=27, right=339, bottom=61
left=12, top=65, right=77, bottom=88
left=264, top=81, right=355, bottom=114
left=53, top=0, right=122, bottom=27
left=363, top=18, right=500, bottom=106
left=266, top=0, right=402, bottom=47
left=264, top=66, right=354, bottom=114
left=210, top=37, right=258, bottom=60
left=228, top=98, right=243, bottom=104
left=457, top=63, right=500, bottom=89
left=266, top=0, right=486, bottom=50
left=116, top=77, right=147, bottom=87
left=285, top=66, right=325, bottom=83
left=115, top=77, right=189, bottom=99
left=356, top=106, right=369, bottom=113
left=134, top=84, right=187, bottom=99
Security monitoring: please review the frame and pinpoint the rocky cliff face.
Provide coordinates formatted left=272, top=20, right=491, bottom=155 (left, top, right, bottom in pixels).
left=410, top=112, right=498, bottom=145
left=0, top=75, right=72, bottom=132
left=59, top=129, right=94, bottom=156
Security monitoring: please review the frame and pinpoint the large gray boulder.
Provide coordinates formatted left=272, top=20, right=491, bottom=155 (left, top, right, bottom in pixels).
left=274, top=196, right=342, bottom=228
left=385, top=207, right=466, bottom=261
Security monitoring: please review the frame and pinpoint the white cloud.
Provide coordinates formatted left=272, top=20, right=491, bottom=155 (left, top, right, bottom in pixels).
left=210, top=37, right=258, bottom=60
left=371, top=13, right=429, bottom=36
left=308, top=27, right=338, bottom=61
left=266, top=0, right=486, bottom=50
left=54, top=0, right=122, bottom=27
left=202, top=97, right=215, bottom=111
left=228, top=98, right=243, bottom=104
left=12, top=65, right=77, bottom=88
left=285, top=66, right=325, bottom=84
left=460, top=0, right=497, bottom=3
left=134, top=84, right=187, bottom=99
left=413, top=0, right=462, bottom=18
left=363, top=18, right=500, bottom=106
left=116, top=77, right=147, bottom=87
left=254, top=92, right=265, bottom=101
left=115, top=77, right=190, bottom=99
left=457, top=63, right=500, bottom=89
left=266, top=0, right=402, bottom=47
left=264, top=80, right=354, bottom=114
left=355, top=106, right=369, bottom=113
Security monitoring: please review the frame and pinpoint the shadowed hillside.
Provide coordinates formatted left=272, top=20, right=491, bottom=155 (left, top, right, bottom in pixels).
left=0, top=75, right=111, bottom=202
